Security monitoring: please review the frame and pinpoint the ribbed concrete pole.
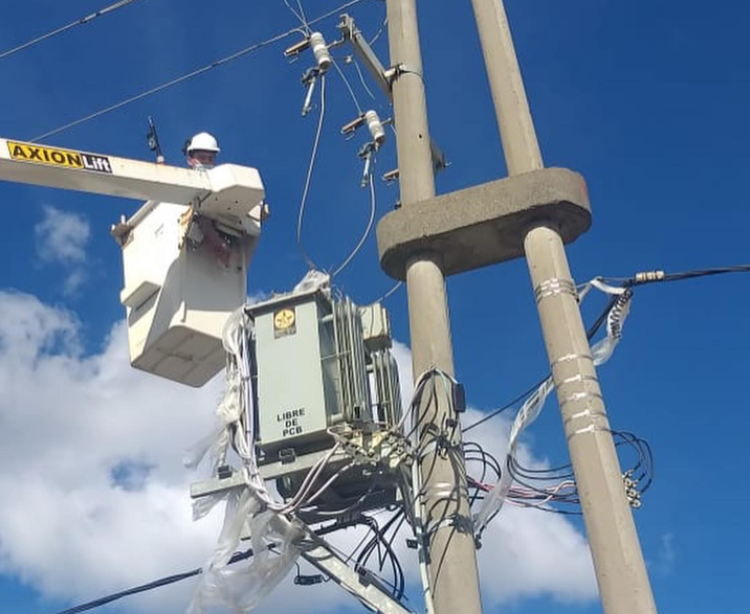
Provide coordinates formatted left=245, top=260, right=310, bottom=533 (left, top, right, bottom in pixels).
left=469, top=1, right=658, bottom=613
left=386, top=2, right=484, bottom=614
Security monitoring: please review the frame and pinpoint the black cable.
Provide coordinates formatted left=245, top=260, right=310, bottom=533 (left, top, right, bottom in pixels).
left=464, top=441, right=503, bottom=507
left=463, top=377, right=547, bottom=433
left=464, top=290, right=620, bottom=433
left=622, top=264, right=750, bottom=287
left=355, top=512, right=405, bottom=599
left=52, top=516, right=390, bottom=614
left=0, top=0, right=144, bottom=62
left=51, top=547, right=255, bottom=614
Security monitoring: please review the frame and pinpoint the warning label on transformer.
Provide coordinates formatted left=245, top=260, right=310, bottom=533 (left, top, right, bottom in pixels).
left=277, top=408, right=306, bottom=438
left=7, top=141, right=113, bottom=174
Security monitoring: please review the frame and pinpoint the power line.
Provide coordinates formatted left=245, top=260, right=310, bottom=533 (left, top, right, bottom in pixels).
left=332, top=169, right=377, bottom=277
left=48, top=518, right=368, bottom=614
left=31, top=0, right=371, bottom=142
left=52, top=547, right=254, bottom=614
left=295, top=0, right=311, bottom=31
left=0, top=0, right=144, bottom=62
left=463, top=377, right=546, bottom=433
left=622, top=264, right=750, bottom=287
left=296, top=73, right=327, bottom=270
left=332, top=57, right=365, bottom=114
left=353, top=57, right=378, bottom=101
left=282, top=0, right=309, bottom=32
left=464, top=261, right=750, bottom=433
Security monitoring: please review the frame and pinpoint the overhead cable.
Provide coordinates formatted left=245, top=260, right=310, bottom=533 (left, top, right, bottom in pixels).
left=47, top=518, right=366, bottom=614
left=282, top=0, right=309, bottom=32
left=464, top=260, right=750, bottom=433
left=623, top=264, right=750, bottom=287
left=0, top=0, right=144, bottom=62
left=332, top=57, right=364, bottom=114
left=332, top=169, right=377, bottom=277
left=296, top=73, right=327, bottom=270
left=31, top=0, right=370, bottom=142
left=51, top=547, right=254, bottom=614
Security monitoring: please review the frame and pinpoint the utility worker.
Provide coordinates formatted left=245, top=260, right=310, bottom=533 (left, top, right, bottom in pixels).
left=184, top=132, right=220, bottom=170
left=183, top=131, right=231, bottom=263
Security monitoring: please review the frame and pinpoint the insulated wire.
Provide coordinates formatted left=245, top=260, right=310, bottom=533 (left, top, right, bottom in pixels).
left=463, top=291, right=617, bottom=433
left=465, top=261, right=750, bottom=433
left=30, top=0, right=370, bottom=142
left=282, top=0, right=308, bottom=30
left=366, top=281, right=403, bottom=305
left=611, top=264, right=750, bottom=287
left=50, top=547, right=255, bottom=614
left=283, top=4, right=373, bottom=276
left=352, top=57, right=378, bottom=101
left=50, top=515, right=390, bottom=614
left=0, top=0, right=144, bottom=62
left=462, top=377, right=547, bottom=433
left=331, top=169, right=377, bottom=277
left=296, top=73, right=327, bottom=270
left=369, top=16, right=388, bottom=46
left=295, top=0, right=310, bottom=29
left=332, top=56, right=364, bottom=114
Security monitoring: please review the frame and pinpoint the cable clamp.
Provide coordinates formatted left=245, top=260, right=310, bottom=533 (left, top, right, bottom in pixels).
left=384, top=63, right=424, bottom=84
left=424, top=513, right=473, bottom=537
left=419, top=482, right=468, bottom=501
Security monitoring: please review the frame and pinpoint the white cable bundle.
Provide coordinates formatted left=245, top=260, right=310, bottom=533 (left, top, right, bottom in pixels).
left=188, top=308, right=302, bottom=613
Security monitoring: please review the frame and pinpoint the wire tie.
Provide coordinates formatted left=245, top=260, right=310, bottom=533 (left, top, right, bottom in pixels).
left=550, top=352, right=593, bottom=368
left=566, top=424, right=611, bottom=442
left=557, top=373, right=599, bottom=387
left=559, top=390, right=603, bottom=408
left=563, top=408, right=609, bottom=426
left=534, top=278, right=577, bottom=304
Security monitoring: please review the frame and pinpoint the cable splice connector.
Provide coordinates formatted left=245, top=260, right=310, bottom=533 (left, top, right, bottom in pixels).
left=623, top=470, right=643, bottom=509
left=294, top=574, right=325, bottom=586
left=633, top=270, right=666, bottom=284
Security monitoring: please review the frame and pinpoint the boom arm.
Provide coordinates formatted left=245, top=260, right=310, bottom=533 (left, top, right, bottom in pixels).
left=0, top=138, right=265, bottom=233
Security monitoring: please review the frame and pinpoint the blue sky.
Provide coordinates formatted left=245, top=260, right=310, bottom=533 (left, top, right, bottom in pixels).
left=0, top=1, right=748, bottom=613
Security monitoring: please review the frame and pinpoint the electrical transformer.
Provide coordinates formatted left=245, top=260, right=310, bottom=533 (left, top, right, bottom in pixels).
left=246, top=286, right=404, bottom=518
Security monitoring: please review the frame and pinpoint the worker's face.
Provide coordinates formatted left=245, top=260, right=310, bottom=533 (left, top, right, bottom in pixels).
left=187, top=150, right=217, bottom=169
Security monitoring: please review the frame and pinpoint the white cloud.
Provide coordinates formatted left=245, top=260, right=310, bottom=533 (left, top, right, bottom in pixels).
left=34, top=205, right=90, bottom=294
left=34, top=205, right=90, bottom=265
left=652, top=532, right=676, bottom=576
left=0, top=294, right=596, bottom=614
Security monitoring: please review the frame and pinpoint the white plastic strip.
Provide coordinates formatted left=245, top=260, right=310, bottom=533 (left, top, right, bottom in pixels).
left=473, top=282, right=633, bottom=534
left=188, top=488, right=302, bottom=614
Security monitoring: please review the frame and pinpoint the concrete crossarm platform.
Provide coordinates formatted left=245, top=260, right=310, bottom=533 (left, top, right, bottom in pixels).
left=376, top=167, right=591, bottom=280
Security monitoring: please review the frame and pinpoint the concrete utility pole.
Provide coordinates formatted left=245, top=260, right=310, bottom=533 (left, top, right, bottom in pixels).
left=385, top=2, right=484, bottom=614
left=469, top=1, right=658, bottom=613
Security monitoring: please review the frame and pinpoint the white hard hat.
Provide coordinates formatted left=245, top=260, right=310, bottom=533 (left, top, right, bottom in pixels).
left=186, top=132, right=220, bottom=154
